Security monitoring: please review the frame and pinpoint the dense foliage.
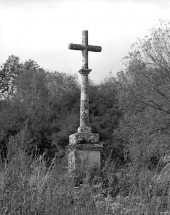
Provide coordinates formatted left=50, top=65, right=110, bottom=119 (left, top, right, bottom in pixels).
left=0, top=55, right=121, bottom=164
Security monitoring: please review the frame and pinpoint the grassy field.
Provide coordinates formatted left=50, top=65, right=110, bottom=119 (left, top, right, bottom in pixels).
left=0, top=130, right=170, bottom=215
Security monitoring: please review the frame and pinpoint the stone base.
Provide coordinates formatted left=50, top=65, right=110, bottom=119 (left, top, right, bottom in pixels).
left=77, top=143, right=103, bottom=168
left=68, top=143, right=103, bottom=171
left=68, top=131, right=103, bottom=171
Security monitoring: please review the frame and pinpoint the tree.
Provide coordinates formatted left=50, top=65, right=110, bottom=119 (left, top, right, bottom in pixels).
left=0, top=58, right=51, bottom=160
left=0, top=55, right=22, bottom=99
left=116, top=20, right=170, bottom=167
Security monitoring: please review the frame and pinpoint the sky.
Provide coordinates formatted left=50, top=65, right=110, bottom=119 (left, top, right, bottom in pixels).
left=0, top=0, right=170, bottom=83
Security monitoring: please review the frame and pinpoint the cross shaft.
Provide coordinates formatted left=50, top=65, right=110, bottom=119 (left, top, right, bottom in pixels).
left=68, top=30, right=102, bottom=132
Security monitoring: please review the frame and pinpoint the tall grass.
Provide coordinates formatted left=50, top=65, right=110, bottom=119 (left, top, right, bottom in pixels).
left=0, top=128, right=170, bottom=214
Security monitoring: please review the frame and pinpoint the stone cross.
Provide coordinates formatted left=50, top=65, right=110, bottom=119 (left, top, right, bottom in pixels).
left=68, top=30, right=102, bottom=132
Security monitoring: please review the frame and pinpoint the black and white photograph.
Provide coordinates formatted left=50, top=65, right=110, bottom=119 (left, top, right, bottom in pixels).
left=0, top=0, right=170, bottom=214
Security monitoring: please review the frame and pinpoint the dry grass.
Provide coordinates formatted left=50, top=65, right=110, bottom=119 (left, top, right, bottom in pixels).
left=0, top=129, right=170, bottom=214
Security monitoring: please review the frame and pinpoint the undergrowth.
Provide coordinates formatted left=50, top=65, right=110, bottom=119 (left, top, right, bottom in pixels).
left=0, top=128, right=170, bottom=214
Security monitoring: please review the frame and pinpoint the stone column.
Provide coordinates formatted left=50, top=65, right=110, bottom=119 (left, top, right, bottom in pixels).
left=78, top=69, right=92, bottom=134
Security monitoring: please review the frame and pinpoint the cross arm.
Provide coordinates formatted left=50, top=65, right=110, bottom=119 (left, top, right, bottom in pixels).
left=88, top=45, right=102, bottom=52
left=68, top=43, right=102, bottom=52
left=68, top=43, right=83, bottom=51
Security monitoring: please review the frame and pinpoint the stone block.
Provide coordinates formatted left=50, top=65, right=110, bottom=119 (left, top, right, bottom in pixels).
left=68, top=130, right=103, bottom=171
left=77, top=148, right=101, bottom=168
left=68, top=143, right=103, bottom=170
left=69, top=132, right=99, bottom=146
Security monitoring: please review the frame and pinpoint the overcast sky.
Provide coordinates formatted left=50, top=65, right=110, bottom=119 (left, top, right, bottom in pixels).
left=0, top=0, right=170, bottom=82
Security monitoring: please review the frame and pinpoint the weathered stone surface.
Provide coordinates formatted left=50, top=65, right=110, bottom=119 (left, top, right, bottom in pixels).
left=68, top=131, right=102, bottom=170
left=69, top=31, right=102, bottom=129
left=69, top=132, right=99, bottom=146
left=68, top=43, right=101, bottom=52
left=77, top=126, right=91, bottom=133
left=77, top=150, right=101, bottom=167
left=68, top=30, right=102, bottom=171
left=68, top=30, right=102, bottom=70
left=68, top=144, right=103, bottom=170
left=76, top=143, right=103, bottom=151
left=82, top=30, right=88, bottom=69
left=78, top=69, right=91, bottom=128
left=78, top=69, right=91, bottom=75
left=88, top=45, right=102, bottom=52
left=68, top=149, right=76, bottom=170
left=68, top=44, right=84, bottom=50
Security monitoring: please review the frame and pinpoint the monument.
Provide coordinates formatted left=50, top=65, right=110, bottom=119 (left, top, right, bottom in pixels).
left=68, top=30, right=103, bottom=170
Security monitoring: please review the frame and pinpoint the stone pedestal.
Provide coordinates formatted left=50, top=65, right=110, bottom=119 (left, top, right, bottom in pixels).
left=68, top=127, right=103, bottom=171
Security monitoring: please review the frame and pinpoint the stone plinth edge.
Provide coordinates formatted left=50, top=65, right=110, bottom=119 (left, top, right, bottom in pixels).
left=76, top=143, right=103, bottom=151
left=69, top=132, right=99, bottom=146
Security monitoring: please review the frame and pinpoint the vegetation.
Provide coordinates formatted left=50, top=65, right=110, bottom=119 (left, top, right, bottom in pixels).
left=0, top=126, right=169, bottom=214
left=1, top=20, right=170, bottom=214
left=0, top=55, right=120, bottom=164
left=117, top=20, right=170, bottom=169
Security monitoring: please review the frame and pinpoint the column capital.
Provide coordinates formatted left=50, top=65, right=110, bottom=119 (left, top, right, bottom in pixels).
left=78, top=69, right=92, bottom=75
